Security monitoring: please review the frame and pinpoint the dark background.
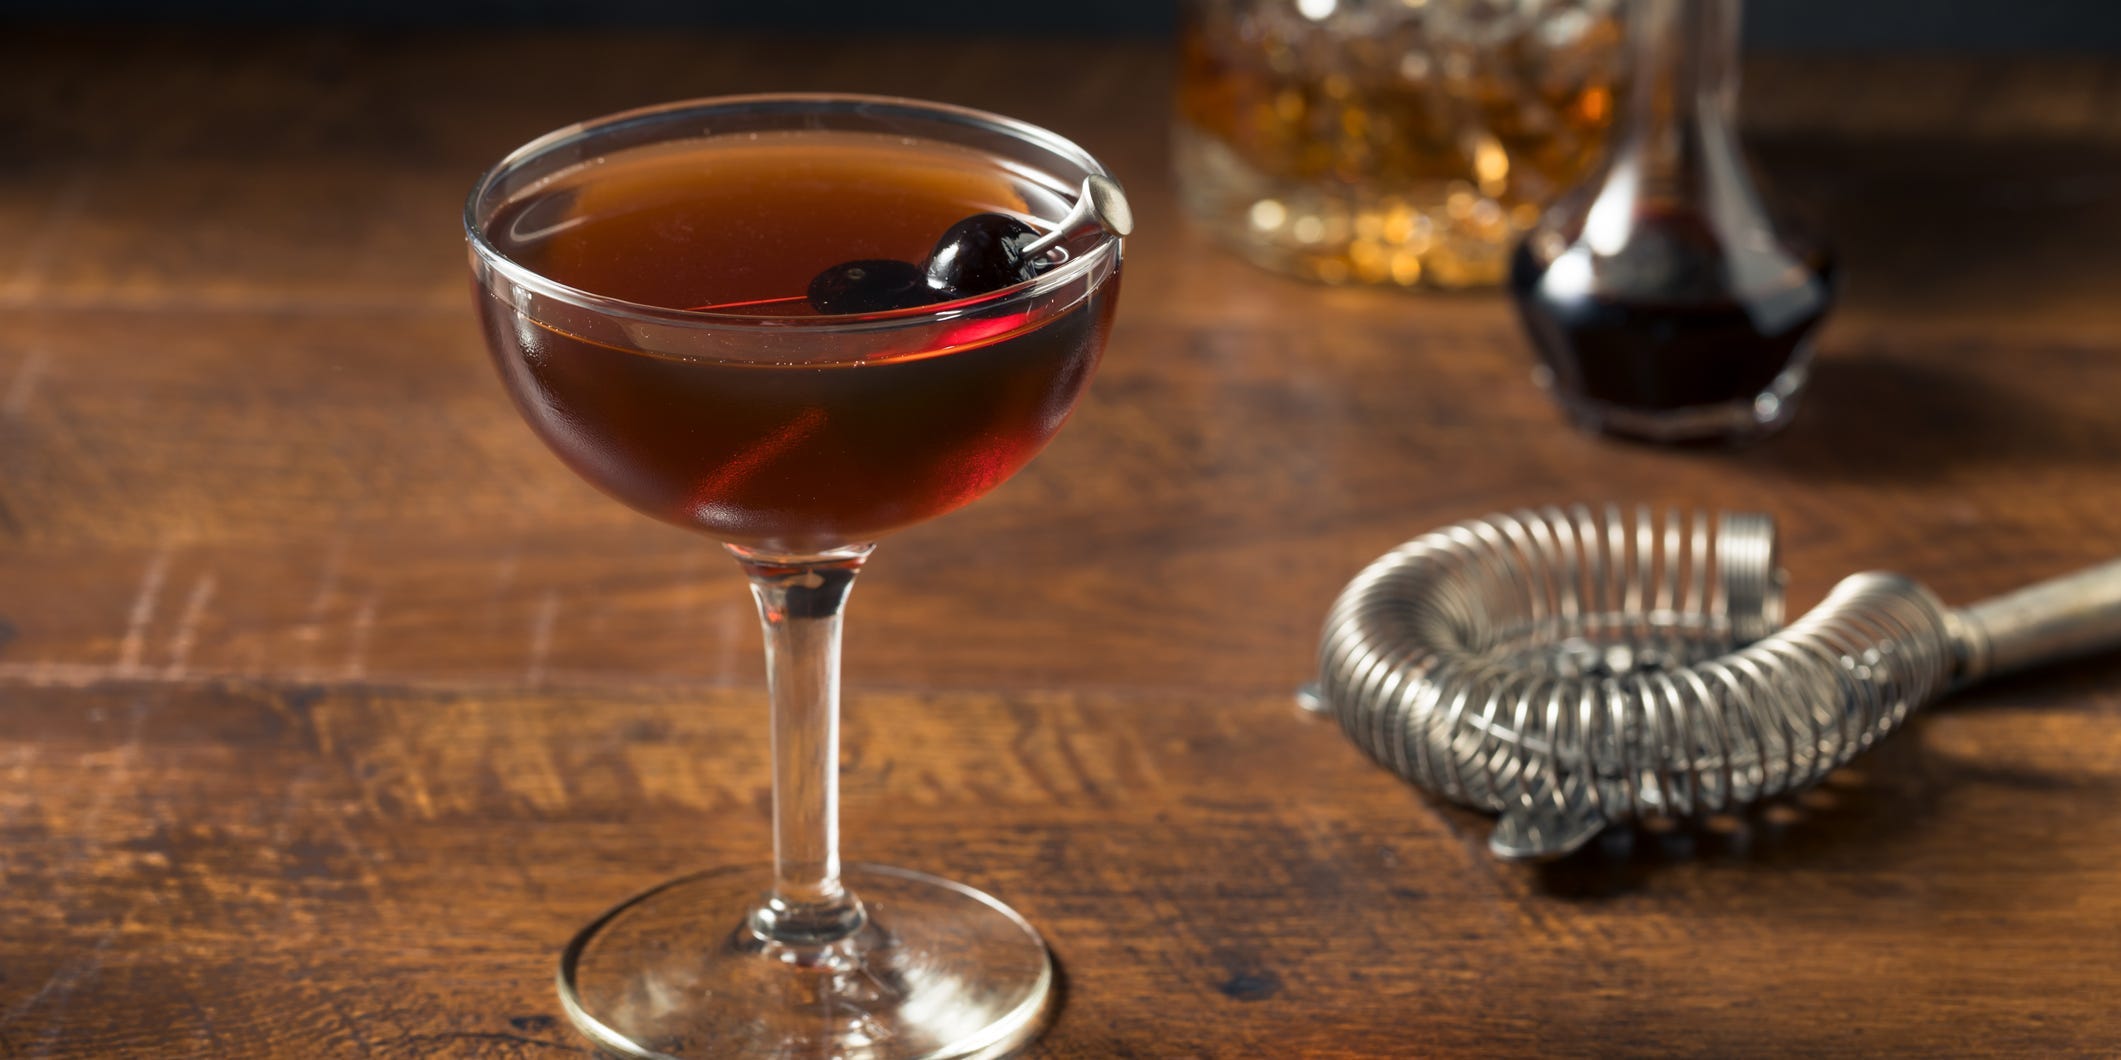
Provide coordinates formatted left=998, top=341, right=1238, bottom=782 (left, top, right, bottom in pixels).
left=2, top=0, right=2120, bottom=52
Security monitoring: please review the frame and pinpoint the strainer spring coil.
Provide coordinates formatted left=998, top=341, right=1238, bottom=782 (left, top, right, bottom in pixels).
left=1318, top=504, right=2121, bottom=859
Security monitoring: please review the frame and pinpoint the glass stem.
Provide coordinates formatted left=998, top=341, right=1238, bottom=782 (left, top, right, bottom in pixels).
left=730, top=543, right=875, bottom=948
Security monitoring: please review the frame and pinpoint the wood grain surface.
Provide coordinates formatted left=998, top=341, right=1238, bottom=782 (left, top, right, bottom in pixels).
left=2, top=28, right=2119, bottom=1058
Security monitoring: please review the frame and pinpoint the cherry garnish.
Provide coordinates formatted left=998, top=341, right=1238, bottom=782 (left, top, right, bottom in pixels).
left=805, top=259, right=944, bottom=315
left=680, top=177, right=1130, bottom=317
left=924, top=214, right=1040, bottom=299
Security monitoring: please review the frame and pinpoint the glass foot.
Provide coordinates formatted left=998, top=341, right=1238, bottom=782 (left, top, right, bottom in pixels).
left=558, top=863, right=1054, bottom=1059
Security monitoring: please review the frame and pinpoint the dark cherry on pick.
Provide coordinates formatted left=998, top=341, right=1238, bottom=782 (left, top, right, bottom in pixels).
left=806, top=259, right=943, bottom=315
left=805, top=214, right=1046, bottom=315
left=925, top=214, right=1040, bottom=298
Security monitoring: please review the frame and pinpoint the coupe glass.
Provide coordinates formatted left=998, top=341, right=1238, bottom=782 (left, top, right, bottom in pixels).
left=464, top=96, right=1125, bottom=1058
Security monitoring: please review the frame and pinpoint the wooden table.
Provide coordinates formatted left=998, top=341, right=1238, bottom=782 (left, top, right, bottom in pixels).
left=3, top=29, right=2118, bottom=1057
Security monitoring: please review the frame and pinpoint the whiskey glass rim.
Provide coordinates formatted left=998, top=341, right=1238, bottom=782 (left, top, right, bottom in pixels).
left=463, top=92, right=1123, bottom=336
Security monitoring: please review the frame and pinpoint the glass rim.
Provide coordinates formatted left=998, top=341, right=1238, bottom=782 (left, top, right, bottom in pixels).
left=463, top=92, right=1124, bottom=335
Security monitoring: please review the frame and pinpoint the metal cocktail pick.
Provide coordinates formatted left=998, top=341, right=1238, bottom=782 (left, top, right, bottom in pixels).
left=1315, top=505, right=2121, bottom=860
left=1021, top=175, right=1134, bottom=259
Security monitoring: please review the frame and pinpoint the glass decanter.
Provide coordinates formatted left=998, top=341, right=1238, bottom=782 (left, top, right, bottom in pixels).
left=1509, top=0, right=1835, bottom=444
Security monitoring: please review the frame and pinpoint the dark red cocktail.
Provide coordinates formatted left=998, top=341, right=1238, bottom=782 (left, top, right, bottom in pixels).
left=480, top=131, right=1117, bottom=553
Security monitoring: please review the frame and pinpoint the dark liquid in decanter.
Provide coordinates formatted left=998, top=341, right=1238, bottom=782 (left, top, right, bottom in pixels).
left=1509, top=204, right=1836, bottom=438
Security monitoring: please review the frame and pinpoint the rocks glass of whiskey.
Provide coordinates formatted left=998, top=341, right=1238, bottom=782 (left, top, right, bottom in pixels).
left=1177, top=0, right=1625, bottom=288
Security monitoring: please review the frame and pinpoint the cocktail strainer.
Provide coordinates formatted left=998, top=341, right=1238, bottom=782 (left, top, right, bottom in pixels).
left=1315, top=505, right=2121, bottom=860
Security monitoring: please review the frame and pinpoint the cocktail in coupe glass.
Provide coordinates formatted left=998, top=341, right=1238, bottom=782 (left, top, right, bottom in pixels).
left=464, top=95, right=1125, bottom=1058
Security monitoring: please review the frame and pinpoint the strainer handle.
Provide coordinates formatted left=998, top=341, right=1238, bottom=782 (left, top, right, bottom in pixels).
left=1954, top=558, right=2121, bottom=682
